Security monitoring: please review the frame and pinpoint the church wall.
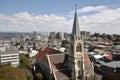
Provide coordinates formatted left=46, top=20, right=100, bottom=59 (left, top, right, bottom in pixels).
left=35, top=57, right=51, bottom=80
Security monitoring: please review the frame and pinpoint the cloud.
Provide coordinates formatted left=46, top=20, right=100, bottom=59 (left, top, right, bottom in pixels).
left=79, top=6, right=107, bottom=13
left=78, top=6, right=120, bottom=34
left=0, top=12, right=72, bottom=32
left=70, top=6, right=107, bottom=14
left=0, top=5, right=120, bottom=34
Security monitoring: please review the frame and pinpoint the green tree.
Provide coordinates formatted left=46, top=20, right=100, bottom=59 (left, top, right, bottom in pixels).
left=19, top=44, right=24, bottom=50
left=61, top=40, right=70, bottom=48
left=0, top=66, right=27, bottom=80
left=88, top=46, right=95, bottom=52
left=20, top=55, right=32, bottom=69
left=25, top=69, right=33, bottom=80
left=35, top=73, right=43, bottom=80
left=33, top=42, right=36, bottom=50
left=102, top=73, right=120, bottom=80
left=27, top=48, right=31, bottom=52
left=61, top=40, right=70, bottom=52
left=93, top=33, right=101, bottom=38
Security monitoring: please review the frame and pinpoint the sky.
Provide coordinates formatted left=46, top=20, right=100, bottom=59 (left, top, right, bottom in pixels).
left=0, top=0, right=120, bottom=34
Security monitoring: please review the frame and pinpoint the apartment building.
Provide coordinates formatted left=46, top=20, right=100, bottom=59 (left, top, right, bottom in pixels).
left=0, top=45, right=19, bottom=67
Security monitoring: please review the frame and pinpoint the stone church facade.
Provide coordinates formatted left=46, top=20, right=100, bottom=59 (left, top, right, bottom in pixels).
left=36, top=7, right=94, bottom=80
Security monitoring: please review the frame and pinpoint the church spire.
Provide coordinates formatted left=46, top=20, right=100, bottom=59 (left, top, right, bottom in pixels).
left=72, top=4, right=80, bottom=39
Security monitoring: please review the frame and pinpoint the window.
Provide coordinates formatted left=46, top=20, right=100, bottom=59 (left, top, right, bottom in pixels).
left=76, top=44, right=82, bottom=52
left=77, top=70, right=81, bottom=79
left=77, top=61, right=81, bottom=68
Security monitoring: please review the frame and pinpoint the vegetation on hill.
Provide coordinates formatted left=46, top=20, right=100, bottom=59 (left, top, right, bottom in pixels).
left=61, top=40, right=70, bottom=48
left=102, top=73, right=120, bottom=80
left=35, top=73, right=43, bottom=80
left=20, top=55, right=32, bottom=69
left=0, top=66, right=27, bottom=80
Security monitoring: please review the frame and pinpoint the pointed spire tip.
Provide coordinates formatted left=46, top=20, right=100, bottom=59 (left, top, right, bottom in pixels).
left=75, top=4, right=77, bottom=10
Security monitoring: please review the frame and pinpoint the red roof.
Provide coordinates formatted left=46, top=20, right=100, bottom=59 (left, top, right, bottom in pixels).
left=84, top=53, right=92, bottom=65
left=104, top=54, right=113, bottom=60
left=36, top=47, right=62, bottom=62
left=104, top=42, right=111, bottom=46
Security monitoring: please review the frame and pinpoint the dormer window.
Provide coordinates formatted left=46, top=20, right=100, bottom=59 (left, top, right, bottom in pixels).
left=76, top=43, right=81, bottom=52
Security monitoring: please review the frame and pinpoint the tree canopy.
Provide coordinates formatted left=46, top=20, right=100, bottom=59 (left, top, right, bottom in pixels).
left=0, top=66, right=27, bottom=80
left=61, top=40, right=70, bottom=48
left=20, top=55, right=32, bottom=69
left=102, top=73, right=120, bottom=80
left=35, top=73, right=43, bottom=80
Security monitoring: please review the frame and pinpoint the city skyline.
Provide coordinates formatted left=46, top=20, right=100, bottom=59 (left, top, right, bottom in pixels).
left=0, top=0, right=120, bottom=34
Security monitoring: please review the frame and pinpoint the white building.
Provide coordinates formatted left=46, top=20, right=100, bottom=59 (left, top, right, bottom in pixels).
left=40, top=34, right=48, bottom=41
left=0, top=53, right=19, bottom=67
left=0, top=45, right=19, bottom=67
left=0, top=45, right=6, bottom=52
left=29, top=49, right=38, bottom=58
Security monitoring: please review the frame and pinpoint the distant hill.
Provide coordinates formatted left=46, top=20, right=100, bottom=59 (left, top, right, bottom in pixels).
left=0, top=32, right=32, bottom=40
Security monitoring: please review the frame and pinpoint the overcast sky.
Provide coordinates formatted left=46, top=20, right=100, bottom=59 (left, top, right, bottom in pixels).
left=0, top=0, right=120, bottom=34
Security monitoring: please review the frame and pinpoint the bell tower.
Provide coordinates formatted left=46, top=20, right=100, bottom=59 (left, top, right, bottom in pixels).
left=68, top=5, right=85, bottom=80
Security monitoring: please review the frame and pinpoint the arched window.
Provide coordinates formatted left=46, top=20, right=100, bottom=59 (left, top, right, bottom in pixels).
left=76, top=43, right=82, bottom=52
left=77, top=70, right=81, bottom=79
left=77, top=61, right=81, bottom=68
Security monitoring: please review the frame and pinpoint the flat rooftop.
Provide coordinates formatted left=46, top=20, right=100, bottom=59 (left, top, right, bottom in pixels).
left=99, top=61, right=120, bottom=68
left=0, top=45, right=19, bottom=54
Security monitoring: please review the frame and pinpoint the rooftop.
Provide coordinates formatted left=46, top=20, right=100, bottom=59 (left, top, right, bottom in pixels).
left=0, top=45, right=18, bottom=54
left=36, top=47, right=62, bottom=62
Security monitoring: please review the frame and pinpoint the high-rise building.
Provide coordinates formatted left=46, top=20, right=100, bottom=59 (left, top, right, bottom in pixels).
left=56, top=32, right=64, bottom=40
left=64, top=32, right=69, bottom=40
left=40, top=34, right=48, bottom=41
left=33, top=31, right=39, bottom=41
left=49, top=32, right=56, bottom=40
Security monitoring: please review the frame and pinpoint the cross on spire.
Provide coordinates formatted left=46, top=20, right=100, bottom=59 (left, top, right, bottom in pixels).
left=72, top=4, right=80, bottom=39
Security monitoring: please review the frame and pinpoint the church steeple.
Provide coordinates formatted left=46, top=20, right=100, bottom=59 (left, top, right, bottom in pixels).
left=68, top=5, right=85, bottom=80
left=72, top=4, right=80, bottom=39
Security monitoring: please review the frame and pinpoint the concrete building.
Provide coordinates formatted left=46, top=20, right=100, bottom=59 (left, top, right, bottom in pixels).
left=33, top=31, right=40, bottom=41
left=49, top=32, right=56, bottom=40
left=64, top=32, right=69, bottom=40
left=0, top=41, right=10, bottom=52
left=0, top=45, right=19, bottom=67
left=56, top=32, right=64, bottom=40
left=0, top=45, right=6, bottom=52
left=40, top=34, right=48, bottom=41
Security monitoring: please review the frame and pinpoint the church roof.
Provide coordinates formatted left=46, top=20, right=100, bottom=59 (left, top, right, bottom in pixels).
left=48, top=54, right=65, bottom=70
left=72, top=7, right=80, bottom=38
left=36, top=47, right=62, bottom=62
left=47, top=53, right=92, bottom=80
left=53, top=69, right=70, bottom=80
left=36, top=47, right=93, bottom=79
left=84, top=53, right=92, bottom=65
left=84, top=53, right=92, bottom=70
left=48, top=54, right=70, bottom=80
